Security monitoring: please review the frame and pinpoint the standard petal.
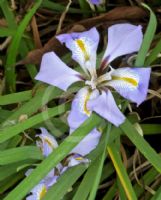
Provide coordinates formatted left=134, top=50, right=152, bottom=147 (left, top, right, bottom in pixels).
left=106, top=67, right=151, bottom=106
left=56, top=28, right=99, bottom=77
left=70, top=128, right=101, bottom=156
left=87, top=90, right=125, bottom=126
left=102, top=24, right=143, bottom=66
left=35, top=52, right=82, bottom=91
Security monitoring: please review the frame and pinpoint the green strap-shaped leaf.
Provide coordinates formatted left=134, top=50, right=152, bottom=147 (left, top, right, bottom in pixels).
left=0, top=146, right=43, bottom=165
left=145, top=37, right=161, bottom=65
left=107, top=143, right=137, bottom=200
left=0, top=160, right=36, bottom=181
left=0, top=90, right=32, bottom=105
left=0, top=103, right=70, bottom=143
left=5, top=86, right=62, bottom=122
left=102, top=182, right=117, bottom=200
left=88, top=124, right=112, bottom=200
left=141, top=124, right=161, bottom=135
left=151, top=184, right=161, bottom=200
left=5, top=0, right=43, bottom=92
left=120, top=119, right=161, bottom=174
left=41, top=0, right=88, bottom=13
left=0, top=0, right=17, bottom=29
left=135, top=3, right=157, bottom=67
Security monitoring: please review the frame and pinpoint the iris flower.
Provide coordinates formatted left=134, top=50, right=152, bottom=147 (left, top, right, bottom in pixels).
left=35, top=24, right=151, bottom=155
left=26, top=183, right=47, bottom=200
left=36, top=127, right=89, bottom=165
left=26, top=168, right=58, bottom=200
left=26, top=128, right=89, bottom=200
left=89, top=0, right=103, bottom=5
left=36, top=128, right=89, bottom=168
left=36, top=127, right=58, bottom=157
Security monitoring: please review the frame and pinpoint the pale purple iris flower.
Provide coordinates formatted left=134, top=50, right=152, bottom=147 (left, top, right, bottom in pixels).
left=26, top=128, right=89, bottom=200
left=26, top=183, right=47, bottom=200
left=35, top=24, right=151, bottom=156
left=36, top=127, right=58, bottom=157
left=26, top=169, right=58, bottom=200
left=89, top=0, right=103, bottom=5
left=35, top=128, right=89, bottom=168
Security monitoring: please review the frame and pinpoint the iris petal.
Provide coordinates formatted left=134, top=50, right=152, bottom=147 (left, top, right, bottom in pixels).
left=106, top=67, right=151, bottom=106
left=102, top=24, right=143, bottom=67
left=65, top=154, right=89, bottom=167
left=89, top=0, right=103, bottom=5
left=36, top=128, right=58, bottom=157
left=70, top=129, right=101, bottom=156
left=27, top=183, right=47, bottom=200
left=56, top=27, right=99, bottom=77
left=87, top=90, right=125, bottom=126
left=68, top=87, right=99, bottom=129
left=35, top=52, right=82, bottom=91
left=68, top=87, right=101, bottom=156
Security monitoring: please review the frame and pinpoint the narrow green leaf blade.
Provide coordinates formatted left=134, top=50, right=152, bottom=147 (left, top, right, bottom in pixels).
left=107, top=143, right=137, bottom=200
left=145, top=37, right=161, bottom=65
left=135, top=3, right=157, bottom=67
left=88, top=125, right=112, bottom=200
left=0, top=146, right=43, bottom=165
left=120, top=119, right=161, bottom=174
left=5, top=0, right=42, bottom=92
left=0, top=103, right=70, bottom=143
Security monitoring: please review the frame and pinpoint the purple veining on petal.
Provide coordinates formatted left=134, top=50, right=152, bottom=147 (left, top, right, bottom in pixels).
left=107, top=67, right=151, bottom=106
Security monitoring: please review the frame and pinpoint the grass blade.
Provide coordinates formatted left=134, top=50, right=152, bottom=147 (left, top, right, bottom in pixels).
left=0, top=0, right=17, bottom=29
left=135, top=3, right=157, bottom=67
left=0, top=146, right=43, bottom=165
left=120, top=119, right=161, bottom=174
left=107, top=143, right=137, bottom=200
left=145, top=37, right=161, bottom=65
left=4, top=86, right=62, bottom=122
left=5, top=0, right=42, bottom=92
left=0, top=160, right=36, bottom=181
left=0, top=103, right=70, bottom=143
left=88, top=124, right=112, bottom=200
left=0, top=90, right=32, bottom=105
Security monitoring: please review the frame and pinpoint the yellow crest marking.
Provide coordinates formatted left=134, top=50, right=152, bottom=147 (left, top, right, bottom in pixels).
left=76, top=39, right=89, bottom=61
left=39, top=185, right=47, bottom=199
left=44, top=138, right=54, bottom=149
left=83, top=90, right=91, bottom=116
left=76, top=157, right=83, bottom=161
left=112, top=76, right=138, bottom=87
